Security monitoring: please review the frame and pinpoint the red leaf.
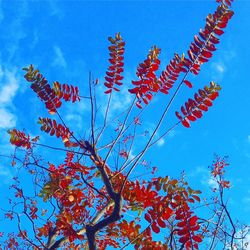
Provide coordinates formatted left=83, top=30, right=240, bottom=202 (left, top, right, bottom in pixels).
left=132, top=80, right=142, bottom=86
left=198, top=56, right=209, bottom=63
left=217, top=21, right=227, bottom=29
left=203, top=98, right=213, bottom=107
left=146, top=72, right=156, bottom=79
left=201, top=50, right=212, bottom=58
left=192, top=235, right=203, bottom=243
left=182, top=118, right=190, bottom=128
left=192, top=109, right=203, bottom=118
left=179, top=235, right=189, bottom=244
left=142, top=97, right=149, bottom=105
left=105, top=76, right=113, bottom=83
left=190, top=43, right=199, bottom=54
left=128, top=87, right=139, bottom=94
left=177, top=221, right=186, bottom=228
left=191, top=224, right=200, bottom=231
left=152, top=222, right=160, bottom=233
left=145, top=213, right=151, bottom=223
left=177, top=228, right=189, bottom=236
left=180, top=67, right=188, bottom=73
left=199, top=29, right=207, bottom=40
left=198, top=104, right=208, bottom=112
left=188, top=49, right=195, bottom=61
left=146, top=93, right=153, bottom=101
left=214, top=28, right=224, bottom=36
left=181, top=106, right=187, bottom=116
left=208, top=91, right=219, bottom=100
left=104, top=82, right=112, bottom=88
left=157, top=218, right=166, bottom=228
left=189, top=216, right=198, bottom=227
left=175, top=111, right=183, bottom=120
left=184, top=80, right=192, bottom=88
left=192, top=195, right=201, bottom=202
left=206, top=42, right=216, bottom=51
left=194, top=35, right=204, bottom=47
left=210, top=34, right=220, bottom=44
left=198, top=89, right=206, bottom=98
left=187, top=115, right=196, bottom=122
left=151, top=63, right=159, bottom=71
left=104, top=89, right=112, bottom=94
left=136, top=102, right=142, bottom=109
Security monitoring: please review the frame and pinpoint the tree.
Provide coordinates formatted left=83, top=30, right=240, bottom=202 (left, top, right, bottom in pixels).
left=1, top=0, right=248, bottom=249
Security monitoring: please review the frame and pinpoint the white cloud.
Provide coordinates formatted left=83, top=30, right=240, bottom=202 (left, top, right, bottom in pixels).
left=0, top=68, right=19, bottom=105
left=157, top=138, right=165, bottom=147
left=247, top=135, right=250, bottom=143
left=95, top=83, right=133, bottom=123
left=207, top=177, right=219, bottom=189
left=211, top=62, right=226, bottom=81
left=52, top=46, right=67, bottom=68
left=215, top=63, right=225, bottom=73
left=0, top=165, right=13, bottom=185
left=0, top=67, right=19, bottom=129
left=189, top=166, right=219, bottom=189
left=0, top=108, right=16, bottom=129
left=109, top=87, right=133, bottom=116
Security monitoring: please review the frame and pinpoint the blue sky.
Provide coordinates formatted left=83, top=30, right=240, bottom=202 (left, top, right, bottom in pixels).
left=0, top=0, right=250, bottom=247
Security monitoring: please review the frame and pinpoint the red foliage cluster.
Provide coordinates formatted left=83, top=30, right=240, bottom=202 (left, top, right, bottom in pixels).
left=108, top=173, right=202, bottom=249
left=38, top=117, right=78, bottom=147
left=175, top=205, right=202, bottom=249
left=104, top=32, right=125, bottom=94
left=210, top=156, right=231, bottom=189
left=211, top=157, right=229, bottom=177
left=23, top=65, right=62, bottom=114
left=23, top=65, right=80, bottom=114
left=129, top=46, right=161, bottom=108
left=53, top=81, right=80, bottom=103
left=128, top=2, right=233, bottom=109
left=37, top=221, right=53, bottom=238
left=37, top=154, right=95, bottom=243
left=186, top=4, right=234, bottom=76
left=175, top=81, right=221, bottom=128
left=8, top=129, right=31, bottom=149
left=159, top=53, right=188, bottom=94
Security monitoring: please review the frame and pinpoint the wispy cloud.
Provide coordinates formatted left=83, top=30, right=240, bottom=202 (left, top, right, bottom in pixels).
left=0, top=67, right=19, bottom=105
left=108, top=87, right=133, bottom=117
left=0, top=165, right=13, bottom=185
left=210, top=48, right=236, bottom=81
left=0, top=108, right=16, bottom=129
left=157, top=138, right=165, bottom=147
left=48, top=0, right=64, bottom=19
left=207, top=177, right=219, bottom=189
left=52, top=46, right=67, bottom=68
left=0, top=66, right=19, bottom=129
left=247, top=135, right=250, bottom=143
left=211, top=61, right=226, bottom=81
left=189, top=166, right=218, bottom=189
